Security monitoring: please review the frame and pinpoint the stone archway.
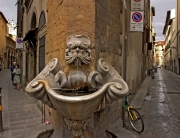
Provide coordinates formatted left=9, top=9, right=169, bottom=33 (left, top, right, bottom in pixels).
left=26, top=12, right=38, bottom=82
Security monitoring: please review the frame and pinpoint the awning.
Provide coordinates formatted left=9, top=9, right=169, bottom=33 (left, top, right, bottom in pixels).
left=23, top=28, right=38, bottom=41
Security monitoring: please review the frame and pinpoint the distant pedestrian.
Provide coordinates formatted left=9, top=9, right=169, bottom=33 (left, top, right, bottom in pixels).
left=165, top=65, right=166, bottom=70
left=10, top=62, right=16, bottom=82
left=13, top=64, right=21, bottom=90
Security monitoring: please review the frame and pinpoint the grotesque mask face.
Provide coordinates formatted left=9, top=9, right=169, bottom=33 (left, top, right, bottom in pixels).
left=65, top=35, right=91, bottom=66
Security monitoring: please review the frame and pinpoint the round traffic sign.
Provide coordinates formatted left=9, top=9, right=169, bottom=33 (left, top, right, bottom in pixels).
left=132, top=12, right=142, bottom=22
left=17, top=38, right=23, bottom=44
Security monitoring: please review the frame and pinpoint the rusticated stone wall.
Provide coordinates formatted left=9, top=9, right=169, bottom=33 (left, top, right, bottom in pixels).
left=46, top=0, right=96, bottom=75
left=95, top=0, right=123, bottom=75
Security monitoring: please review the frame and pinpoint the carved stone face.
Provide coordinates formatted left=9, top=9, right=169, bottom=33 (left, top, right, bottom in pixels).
left=65, top=35, right=91, bottom=66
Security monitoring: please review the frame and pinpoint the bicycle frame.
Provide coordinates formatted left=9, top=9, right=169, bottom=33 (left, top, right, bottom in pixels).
left=122, top=93, right=135, bottom=126
left=121, top=93, right=144, bottom=133
left=122, top=99, right=137, bottom=121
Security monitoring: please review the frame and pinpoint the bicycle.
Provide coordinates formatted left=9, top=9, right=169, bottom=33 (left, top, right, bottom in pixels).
left=122, top=93, right=144, bottom=133
left=148, top=68, right=154, bottom=79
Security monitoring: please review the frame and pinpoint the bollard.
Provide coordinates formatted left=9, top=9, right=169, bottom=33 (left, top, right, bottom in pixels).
left=0, top=87, right=2, bottom=132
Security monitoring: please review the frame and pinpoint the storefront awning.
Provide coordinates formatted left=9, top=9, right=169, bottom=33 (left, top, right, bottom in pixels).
left=23, top=28, right=38, bottom=41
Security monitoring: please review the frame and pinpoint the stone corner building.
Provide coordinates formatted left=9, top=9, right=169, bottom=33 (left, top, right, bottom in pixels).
left=17, top=0, right=154, bottom=137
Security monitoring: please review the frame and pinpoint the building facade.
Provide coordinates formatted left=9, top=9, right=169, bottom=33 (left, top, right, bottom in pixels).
left=154, top=41, right=164, bottom=67
left=17, top=0, right=47, bottom=86
left=0, top=12, right=17, bottom=69
left=163, top=9, right=177, bottom=72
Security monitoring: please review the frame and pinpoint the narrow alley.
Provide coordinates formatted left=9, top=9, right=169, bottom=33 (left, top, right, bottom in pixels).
left=131, top=68, right=180, bottom=138
left=0, top=69, right=42, bottom=138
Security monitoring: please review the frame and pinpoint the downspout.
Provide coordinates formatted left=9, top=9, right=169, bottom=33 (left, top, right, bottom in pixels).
left=123, top=1, right=128, bottom=82
left=177, top=0, right=179, bottom=74
left=22, top=42, right=26, bottom=89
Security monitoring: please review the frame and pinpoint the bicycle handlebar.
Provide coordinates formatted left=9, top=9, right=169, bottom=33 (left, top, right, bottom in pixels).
left=125, top=92, right=136, bottom=96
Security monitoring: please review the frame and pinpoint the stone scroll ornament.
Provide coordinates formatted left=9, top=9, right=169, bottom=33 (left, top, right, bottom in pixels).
left=25, top=35, right=129, bottom=137
left=65, top=34, right=91, bottom=66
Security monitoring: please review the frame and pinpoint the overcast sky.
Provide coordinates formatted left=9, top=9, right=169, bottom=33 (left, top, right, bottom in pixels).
left=0, top=0, right=176, bottom=41
left=150, top=0, right=176, bottom=41
left=0, top=0, right=17, bottom=22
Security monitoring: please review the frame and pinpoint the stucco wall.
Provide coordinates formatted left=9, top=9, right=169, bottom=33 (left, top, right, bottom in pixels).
left=125, top=32, right=143, bottom=91
left=0, top=15, right=7, bottom=67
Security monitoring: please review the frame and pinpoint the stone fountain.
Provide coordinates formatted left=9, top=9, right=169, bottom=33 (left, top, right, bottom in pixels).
left=25, top=34, right=129, bottom=138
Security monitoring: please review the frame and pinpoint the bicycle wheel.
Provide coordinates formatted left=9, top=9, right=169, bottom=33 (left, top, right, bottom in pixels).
left=128, top=108, right=144, bottom=133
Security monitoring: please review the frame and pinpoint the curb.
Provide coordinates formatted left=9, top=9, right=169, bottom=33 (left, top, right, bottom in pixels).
left=131, top=76, right=151, bottom=110
left=167, top=70, right=180, bottom=79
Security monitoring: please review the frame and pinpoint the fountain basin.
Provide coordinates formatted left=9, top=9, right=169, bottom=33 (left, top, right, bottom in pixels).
left=26, top=79, right=128, bottom=120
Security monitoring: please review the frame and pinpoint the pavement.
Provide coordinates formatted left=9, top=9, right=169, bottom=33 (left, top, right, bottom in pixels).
left=0, top=68, right=179, bottom=138
left=0, top=69, right=53, bottom=138
left=131, top=68, right=180, bottom=110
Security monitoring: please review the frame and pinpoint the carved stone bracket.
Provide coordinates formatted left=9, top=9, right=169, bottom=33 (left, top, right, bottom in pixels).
left=64, top=118, right=90, bottom=137
left=65, top=34, right=91, bottom=66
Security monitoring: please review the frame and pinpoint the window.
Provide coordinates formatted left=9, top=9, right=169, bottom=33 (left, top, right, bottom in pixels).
left=24, top=0, right=33, bottom=13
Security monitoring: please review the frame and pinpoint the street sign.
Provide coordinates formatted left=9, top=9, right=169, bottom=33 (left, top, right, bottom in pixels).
left=130, top=11, right=144, bottom=32
left=131, top=0, right=144, bottom=10
left=16, top=38, right=23, bottom=49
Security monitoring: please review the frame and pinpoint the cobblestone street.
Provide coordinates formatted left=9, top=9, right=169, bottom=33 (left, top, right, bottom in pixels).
left=129, top=68, right=180, bottom=138
left=0, top=69, right=41, bottom=138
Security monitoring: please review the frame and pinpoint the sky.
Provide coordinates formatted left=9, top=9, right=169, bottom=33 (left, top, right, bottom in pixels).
left=0, top=0, right=17, bottom=22
left=150, top=0, right=176, bottom=41
left=0, top=0, right=176, bottom=41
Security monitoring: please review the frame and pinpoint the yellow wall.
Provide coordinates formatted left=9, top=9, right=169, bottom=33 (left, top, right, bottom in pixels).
left=0, top=14, right=8, bottom=67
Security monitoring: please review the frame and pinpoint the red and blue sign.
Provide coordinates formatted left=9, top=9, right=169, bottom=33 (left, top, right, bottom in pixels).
left=130, top=11, right=144, bottom=32
left=16, top=38, right=23, bottom=49
left=132, top=12, right=142, bottom=22
left=17, top=38, right=23, bottom=44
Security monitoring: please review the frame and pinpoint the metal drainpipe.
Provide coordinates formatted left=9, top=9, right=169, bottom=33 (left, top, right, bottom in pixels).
left=42, top=103, right=45, bottom=123
left=177, top=0, right=179, bottom=74
left=124, top=32, right=128, bottom=82
left=22, top=42, right=26, bottom=89
left=123, top=4, right=128, bottom=82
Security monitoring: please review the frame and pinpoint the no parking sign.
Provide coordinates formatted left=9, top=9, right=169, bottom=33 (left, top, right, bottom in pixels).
left=130, top=11, right=144, bottom=32
left=16, top=38, right=23, bottom=49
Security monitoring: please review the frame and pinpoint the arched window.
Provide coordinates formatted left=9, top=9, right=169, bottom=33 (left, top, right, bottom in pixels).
left=38, top=11, right=46, bottom=29
left=31, top=12, right=36, bottom=29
